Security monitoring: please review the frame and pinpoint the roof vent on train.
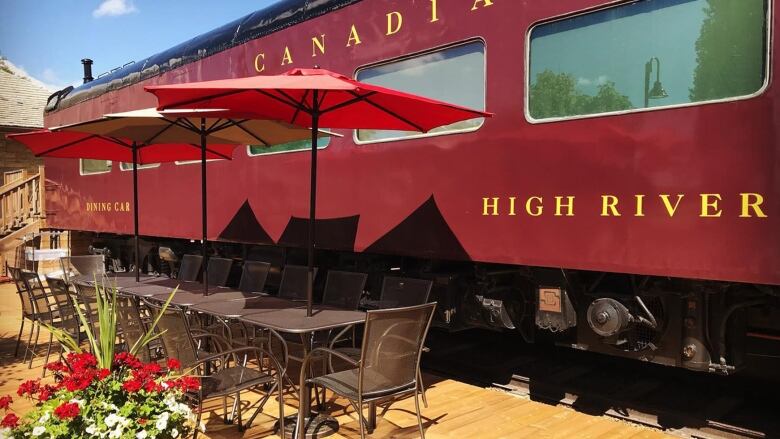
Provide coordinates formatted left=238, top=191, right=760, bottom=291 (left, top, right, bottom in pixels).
left=81, top=58, right=94, bottom=84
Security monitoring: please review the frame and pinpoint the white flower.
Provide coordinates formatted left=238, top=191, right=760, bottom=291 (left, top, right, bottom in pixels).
left=104, top=413, right=125, bottom=428
left=86, top=424, right=99, bottom=436
left=155, top=412, right=169, bottom=431
left=171, top=429, right=179, bottom=438
left=37, top=412, right=50, bottom=424
left=32, top=426, right=46, bottom=436
left=108, top=426, right=124, bottom=439
left=136, top=431, right=148, bottom=439
left=0, top=427, right=12, bottom=439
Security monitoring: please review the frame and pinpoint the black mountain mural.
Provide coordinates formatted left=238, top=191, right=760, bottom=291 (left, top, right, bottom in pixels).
left=278, top=215, right=360, bottom=251
left=218, top=201, right=274, bottom=244
left=365, top=196, right=471, bottom=261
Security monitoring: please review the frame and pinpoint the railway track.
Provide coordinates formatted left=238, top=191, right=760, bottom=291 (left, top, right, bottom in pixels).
left=422, top=329, right=780, bottom=439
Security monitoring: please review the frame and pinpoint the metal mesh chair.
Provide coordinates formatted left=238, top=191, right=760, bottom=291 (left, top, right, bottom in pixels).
left=116, top=294, right=155, bottom=363
left=20, top=271, right=79, bottom=375
left=378, top=277, right=433, bottom=309
left=72, top=281, right=102, bottom=340
left=60, top=255, right=105, bottom=284
left=206, top=257, right=233, bottom=287
left=7, top=266, right=37, bottom=358
left=177, top=254, right=203, bottom=282
left=238, top=261, right=271, bottom=294
left=143, top=299, right=285, bottom=436
left=300, top=303, right=437, bottom=439
left=278, top=265, right=318, bottom=301
left=322, top=271, right=368, bottom=310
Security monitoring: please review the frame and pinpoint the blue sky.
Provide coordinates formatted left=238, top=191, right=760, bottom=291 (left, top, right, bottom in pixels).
left=0, top=0, right=277, bottom=90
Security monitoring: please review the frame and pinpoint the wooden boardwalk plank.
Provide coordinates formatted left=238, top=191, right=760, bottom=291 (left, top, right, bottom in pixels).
left=0, top=282, right=673, bottom=438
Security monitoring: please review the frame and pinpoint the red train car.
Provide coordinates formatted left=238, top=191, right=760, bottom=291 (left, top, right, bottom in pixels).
left=42, top=0, right=778, bottom=374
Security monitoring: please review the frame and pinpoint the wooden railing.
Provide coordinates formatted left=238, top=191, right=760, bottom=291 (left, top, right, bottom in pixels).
left=0, top=166, right=45, bottom=236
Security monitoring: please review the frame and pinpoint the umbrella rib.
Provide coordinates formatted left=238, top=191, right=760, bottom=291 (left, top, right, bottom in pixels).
left=200, top=145, right=232, bottom=160
left=206, top=118, right=224, bottom=132
left=36, top=134, right=101, bottom=156
left=142, top=119, right=178, bottom=144
left=158, top=89, right=246, bottom=111
left=290, top=89, right=310, bottom=125
left=348, top=90, right=425, bottom=132
left=206, top=119, right=238, bottom=134
left=175, top=117, right=201, bottom=133
left=228, top=120, right=270, bottom=146
left=319, top=91, right=378, bottom=115
left=254, top=89, right=310, bottom=115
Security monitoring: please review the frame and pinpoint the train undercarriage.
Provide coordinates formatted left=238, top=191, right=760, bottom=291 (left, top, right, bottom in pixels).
left=72, top=230, right=780, bottom=377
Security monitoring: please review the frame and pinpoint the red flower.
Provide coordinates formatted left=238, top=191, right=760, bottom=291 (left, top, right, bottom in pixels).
left=53, top=402, right=80, bottom=420
left=142, top=362, right=162, bottom=375
left=45, top=361, right=70, bottom=373
left=17, top=379, right=40, bottom=397
left=167, top=358, right=181, bottom=370
left=0, top=395, right=11, bottom=410
left=66, top=352, right=97, bottom=372
left=97, top=368, right=111, bottom=380
left=178, top=376, right=201, bottom=392
left=113, top=352, right=142, bottom=369
left=37, top=385, right=57, bottom=402
left=122, top=379, right=143, bottom=393
left=138, top=418, right=147, bottom=425
left=62, top=370, right=95, bottom=392
left=1, top=412, right=18, bottom=428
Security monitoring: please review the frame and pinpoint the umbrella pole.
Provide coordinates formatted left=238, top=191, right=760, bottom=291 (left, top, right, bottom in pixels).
left=307, top=91, right=319, bottom=318
left=201, top=118, right=209, bottom=295
left=132, top=142, right=140, bottom=283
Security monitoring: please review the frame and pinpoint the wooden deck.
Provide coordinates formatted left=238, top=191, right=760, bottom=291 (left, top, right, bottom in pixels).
left=0, top=282, right=671, bottom=438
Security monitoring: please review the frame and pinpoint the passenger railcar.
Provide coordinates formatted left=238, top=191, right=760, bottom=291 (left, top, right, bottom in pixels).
left=42, top=0, right=779, bottom=375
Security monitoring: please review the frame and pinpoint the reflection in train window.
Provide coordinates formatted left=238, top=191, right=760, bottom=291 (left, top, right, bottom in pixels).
left=355, top=40, right=486, bottom=143
left=247, top=136, right=329, bottom=156
left=80, top=159, right=112, bottom=175
left=119, top=162, right=160, bottom=171
left=528, top=0, right=768, bottom=121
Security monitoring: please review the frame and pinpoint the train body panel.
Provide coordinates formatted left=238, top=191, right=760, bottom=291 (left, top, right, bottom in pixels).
left=42, top=0, right=779, bottom=287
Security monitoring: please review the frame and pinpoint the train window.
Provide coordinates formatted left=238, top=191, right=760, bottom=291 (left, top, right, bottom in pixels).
left=528, top=0, right=768, bottom=122
left=79, top=159, right=111, bottom=175
left=247, top=136, right=329, bottom=156
left=355, top=40, right=486, bottom=143
left=119, top=162, right=160, bottom=171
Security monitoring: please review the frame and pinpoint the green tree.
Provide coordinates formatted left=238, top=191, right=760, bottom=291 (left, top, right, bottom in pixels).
left=529, top=70, right=632, bottom=119
left=689, top=0, right=765, bottom=101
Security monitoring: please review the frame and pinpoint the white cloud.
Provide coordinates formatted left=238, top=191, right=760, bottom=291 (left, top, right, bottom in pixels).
left=92, top=0, right=138, bottom=18
left=577, top=75, right=610, bottom=87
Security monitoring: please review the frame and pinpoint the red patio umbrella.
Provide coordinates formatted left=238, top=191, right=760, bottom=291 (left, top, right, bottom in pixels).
left=146, top=67, right=493, bottom=317
left=7, top=129, right=237, bottom=282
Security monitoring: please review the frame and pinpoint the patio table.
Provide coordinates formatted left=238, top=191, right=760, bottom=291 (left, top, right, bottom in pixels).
left=239, top=307, right=365, bottom=438
left=190, top=296, right=300, bottom=318
left=70, top=272, right=162, bottom=288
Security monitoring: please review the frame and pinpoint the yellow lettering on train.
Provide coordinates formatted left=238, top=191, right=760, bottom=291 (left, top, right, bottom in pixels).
left=482, top=197, right=499, bottom=216
left=312, top=35, right=325, bottom=57
left=346, top=24, right=362, bottom=47
left=471, top=0, right=494, bottom=11
left=659, top=194, right=685, bottom=217
left=635, top=195, right=646, bottom=217
left=740, top=193, right=768, bottom=218
left=699, top=194, right=722, bottom=218
left=253, top=53, right=265, bottom=73
left=281, top=46, right=293, bottom=65
left=554, top=196, right=575, bottom=217
left=430, top=0, right=439, bottom=22
left=526, top=197, right=543, bottom=217
left=387, top=12, right=403, bottom=35
left=601, top=195, right=620, bottom=217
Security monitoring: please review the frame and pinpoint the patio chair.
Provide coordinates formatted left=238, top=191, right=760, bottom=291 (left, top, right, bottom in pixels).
left=72, top=281, right=102, bottom=339
left=206, top=257, right=233, bottom=287
left=237, top=260, right=271, bottom=294
left=142, top=299, right=286, bottom=436
left=60, top=255, right=105, bottom=284
left=116, top=293, right=157, bottom=363
left=7, top=265, right=37, bottom=358
left=330, top=276, right=434, bottom=406
left=278, top=264, right=318, bottom=301
left=19, top=271, right=80, bottom=375
left=177, top=254, right=203, bottom=282
left=299, top=303, right=437, bottom=439
left=321, top=270, right=368, bottom=310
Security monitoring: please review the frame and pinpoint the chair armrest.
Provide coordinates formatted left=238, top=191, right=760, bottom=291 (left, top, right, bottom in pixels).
left=193, top=345, right=284, bottom=376
left=302, top=347, right=359, bottom=372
